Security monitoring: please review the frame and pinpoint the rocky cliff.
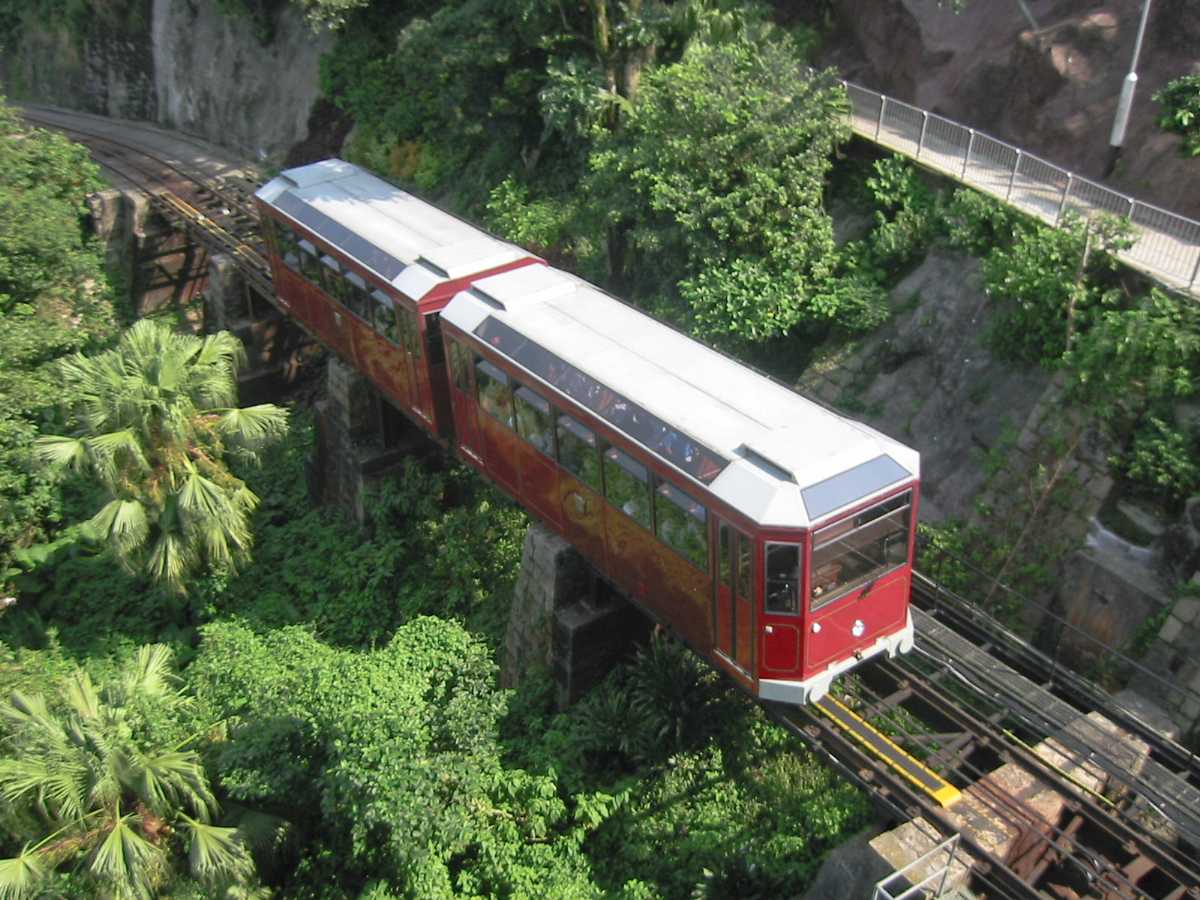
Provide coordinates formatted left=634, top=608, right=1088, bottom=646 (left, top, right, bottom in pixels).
left=823, top=0, right=1200, bottom=219
left=1, top=0, right=331, bottom=163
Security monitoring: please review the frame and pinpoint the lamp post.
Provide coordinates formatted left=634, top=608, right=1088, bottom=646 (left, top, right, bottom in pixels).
left=1105, top=0, right=1154, bottom=176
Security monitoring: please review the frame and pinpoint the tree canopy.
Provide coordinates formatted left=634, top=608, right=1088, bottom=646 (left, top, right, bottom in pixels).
left=35, top=321, right=288, bottom=592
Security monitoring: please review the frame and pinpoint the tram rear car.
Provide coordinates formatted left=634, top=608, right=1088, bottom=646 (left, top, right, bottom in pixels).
left=254, top=160, right=540, bottom=439
left=440, top=265, right=917, bottom=704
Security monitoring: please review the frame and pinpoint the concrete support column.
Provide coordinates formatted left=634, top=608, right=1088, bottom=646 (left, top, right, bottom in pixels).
left=87, top=188, right=149, bottom=303
left=312, top=357, right=416, bottom=522
left=204, top=252, right=246, bottom=333
left=502, top=524, right=651, bottom=707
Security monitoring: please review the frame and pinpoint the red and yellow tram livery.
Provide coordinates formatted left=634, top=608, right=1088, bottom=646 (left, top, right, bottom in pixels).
left=257, top=160, right=918, bottom=704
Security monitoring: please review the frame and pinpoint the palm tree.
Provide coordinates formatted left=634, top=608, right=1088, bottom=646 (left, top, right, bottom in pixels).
left=34, top=320, right=288, bottom=593
left=0, top=644, right=256, bottom=898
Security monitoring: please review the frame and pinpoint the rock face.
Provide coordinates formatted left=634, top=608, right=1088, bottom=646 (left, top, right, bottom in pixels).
left=1, top=0, right=331, bottom=163
left=150, top=0, right=333, bottom=162
left=799, top=247, right=1051, bottom=523
left=824, top=0, right=1200, bottom=220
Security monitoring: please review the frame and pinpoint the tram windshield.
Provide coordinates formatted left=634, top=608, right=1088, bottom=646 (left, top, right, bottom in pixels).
left=810, top=491, right=912, bottom=610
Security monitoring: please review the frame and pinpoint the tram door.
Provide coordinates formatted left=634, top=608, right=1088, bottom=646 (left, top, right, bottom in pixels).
left=446, top=340, right=483, bottom=463
left=714, top=520, right=754, bottom=675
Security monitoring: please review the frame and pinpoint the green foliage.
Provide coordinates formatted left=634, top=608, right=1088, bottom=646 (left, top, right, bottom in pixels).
left=0, top=96, right=118, bottom=586
left=942, top=186, right=1022, bottom=257
left=189, top=618, right=595, bottom=896
left=0, top=644, right=256, bottom=898
left=588, top=38, right=850, bottom=342
left=1154, top=73, right=1200, bottom=157
left=1064, top=287, right=1200, bottom=426
left=586, top=715, right=869, bottom=897
left=34, top=321, right=289, bottom=593
left=862, top=155, right=944, bottom=273
left=320, top=1, right=553, bottom=205
left=980, top=212, right=1133, bottom=365
left=1111, top=416, right=1200, bottom=504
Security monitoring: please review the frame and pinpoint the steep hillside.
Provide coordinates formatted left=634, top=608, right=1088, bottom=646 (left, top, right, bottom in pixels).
left=821, top=0, right=1200, bottom=219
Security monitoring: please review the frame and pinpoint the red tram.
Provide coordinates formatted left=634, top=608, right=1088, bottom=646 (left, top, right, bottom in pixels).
left=256, top=160, right=917, bottom=704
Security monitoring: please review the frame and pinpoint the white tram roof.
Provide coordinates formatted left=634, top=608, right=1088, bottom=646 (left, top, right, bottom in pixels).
left=255, top=159, right=530, bottom=299
left=443, top=265, right=919, bottom=529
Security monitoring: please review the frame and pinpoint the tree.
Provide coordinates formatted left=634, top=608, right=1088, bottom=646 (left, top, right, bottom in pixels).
left=34, top=320, right=288, bottom=593
left=190, top=618, right=598, bottom=895
left=0, top=644, right=256, bottom=898
left=0, top=96, right=119, bottom=583
left=586, top=37, right=850, bottom=342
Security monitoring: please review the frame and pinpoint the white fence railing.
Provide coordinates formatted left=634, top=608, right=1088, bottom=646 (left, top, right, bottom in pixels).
left=872, top=833, right=962, bottom=900
left=843, top=81, right=1200, bottom=297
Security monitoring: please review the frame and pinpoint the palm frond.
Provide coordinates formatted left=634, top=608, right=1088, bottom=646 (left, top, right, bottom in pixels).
left=0, top=846, right=48, bottom=900
left=86, top=429, right=149, bottom=478
left=63, top=670, right=101, bottom=721
left=178, top=816, right=255, bottom=887
left=120, top=747, right=214, bottom=822
left=145, top=531, right=196, bottom=594
left=0, top=758, right=88, bottom=823
left=119, top=645, right=177, bottom=702
left=177, top=473, right=229, bottom=522
left=213, top=405, right=289, bottom=452
left=88, top=815, right=162, bottom=898
left=88, top=500, right=150, bottom=556
left=32, top=435, right=88, bottom=473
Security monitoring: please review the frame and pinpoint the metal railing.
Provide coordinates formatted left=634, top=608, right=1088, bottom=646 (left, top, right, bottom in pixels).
left=842, top=81, right=1200, bottom=297
left=872, top=833, right=962, bottom=900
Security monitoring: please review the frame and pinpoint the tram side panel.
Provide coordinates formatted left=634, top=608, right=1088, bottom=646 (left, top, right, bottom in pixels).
left=443, top=325, right=736, bottom=670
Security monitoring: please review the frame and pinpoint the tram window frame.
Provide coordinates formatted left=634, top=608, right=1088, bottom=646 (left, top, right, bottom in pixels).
left=810, top=491, right=912, bottom=611
left=319, top=256, right=349, bottom=308
left=402, top=307, right=423, bottom=359
left=279, top=225, right=301, bottom=272
left=476, top=359, right=514, bottom=428
left=654, top=480, right=708, bottom=571
left=603, top=446, right=652, bottom=530
left=298, top=239, right=321, bottom=283
left=426, top=313, right=445, bottom=365
left=737, top=532, right=752, bottom=600
left=448, top=341, right=471, bottom=393
left=370, top=288, right=399, bottom=345
left=514, top=386, right=554, bottom=456
left=764, top=543, right=801, bottom=615
left=555, top=413, right=602, bottom=493
left=719, top=524, right=732, bottom=587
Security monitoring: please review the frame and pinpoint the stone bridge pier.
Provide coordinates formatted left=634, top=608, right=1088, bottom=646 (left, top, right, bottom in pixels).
left=503, top=524, right=652, bottom=707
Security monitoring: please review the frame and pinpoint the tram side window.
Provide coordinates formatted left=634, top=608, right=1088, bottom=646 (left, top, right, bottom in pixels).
left=298, top=240, right=321, bottom=283
left=556, top=414, right=601, bottom=492
left=278, top=226, right=300, bottom=271
left=811, top=491, right=912, bottom=610
left=370, top=289, right=399, bottom=344
left=448, top=341, right=471, bottom=393
left=514, top=386, right=554, bottom=456
left=765, top=544, right=800, bottom=614
left=603, top=446, right=651, bottom=529
left=655, top=481, right=708, bottom=571
left=476, top=360, right=513, bottom=428
left=320, top=256, right=348, bottom=306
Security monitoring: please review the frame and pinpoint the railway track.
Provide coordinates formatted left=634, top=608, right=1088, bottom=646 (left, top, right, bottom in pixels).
left=19, top=105, right=275, bottom=299
left=27, top=106, right=1200, bottom=898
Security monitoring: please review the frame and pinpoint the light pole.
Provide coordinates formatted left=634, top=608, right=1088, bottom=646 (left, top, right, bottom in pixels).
left=1105, top=0, right=1154, bottom=176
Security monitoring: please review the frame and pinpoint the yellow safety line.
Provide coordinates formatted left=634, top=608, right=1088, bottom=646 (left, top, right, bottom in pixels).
left=817, top=695, right=962, bottom=808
